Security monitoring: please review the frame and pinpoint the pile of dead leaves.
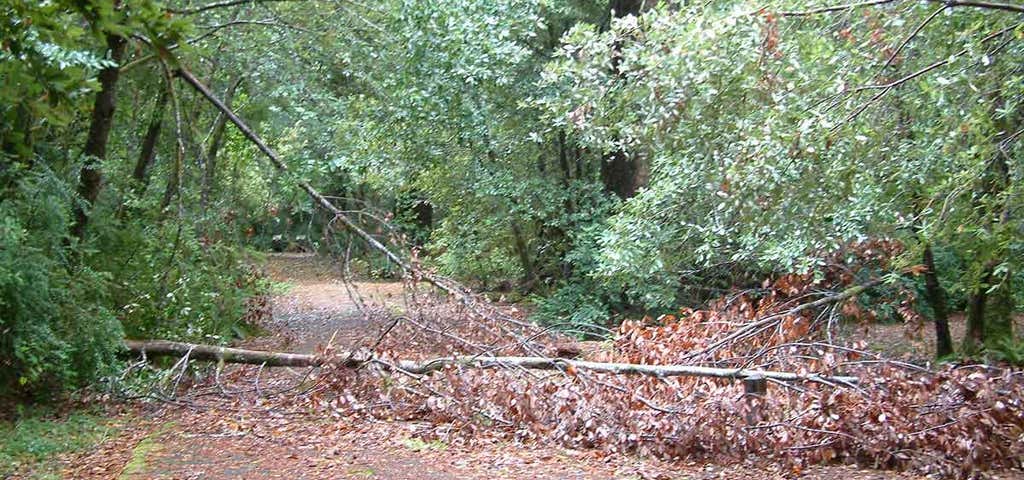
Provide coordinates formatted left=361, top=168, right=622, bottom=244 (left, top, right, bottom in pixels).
left=296, top=246, right=1023, bottom=478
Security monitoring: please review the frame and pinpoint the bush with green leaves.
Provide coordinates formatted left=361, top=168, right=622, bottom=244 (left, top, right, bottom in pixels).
left=97, top=220, right=267, bottom=343
left=0, top=170, right=123, bottom=398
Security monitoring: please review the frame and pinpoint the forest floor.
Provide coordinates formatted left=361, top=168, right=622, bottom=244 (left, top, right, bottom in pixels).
left=42, top=254, right=978, bottom=479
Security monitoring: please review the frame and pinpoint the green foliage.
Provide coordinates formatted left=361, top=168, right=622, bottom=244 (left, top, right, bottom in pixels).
left=532, top=281, right=615, bottom=334
left=0, top=406, right=115, bottom=479
left=0, top=169, right=123, bottom=396
left=0, top=0, right=268, bottom=398
left=97, top=221, right=266, bottom=343
left=0, top=0, right=111, bottom=160
left=5, top=0, right=1024, bottom=403
left=0, top=405, right=117, bottom=479
left=990, top=337, right=1024, bottom=366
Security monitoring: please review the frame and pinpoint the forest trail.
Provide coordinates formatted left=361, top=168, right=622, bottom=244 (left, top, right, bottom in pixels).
left=60, top=254, right=673, bottom=479
left=59, top=254, right=924, bottom=480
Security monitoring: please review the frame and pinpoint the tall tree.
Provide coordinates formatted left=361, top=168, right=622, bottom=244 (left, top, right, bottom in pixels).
left=72, top=32, right=127, bottom=241
left=131, top=89, right=169, bottom=194
left=201, top=75, right=243, bottom=210
left=922, top=244, right=954, bottom=358
left=600, top=0, right=650, bottom=199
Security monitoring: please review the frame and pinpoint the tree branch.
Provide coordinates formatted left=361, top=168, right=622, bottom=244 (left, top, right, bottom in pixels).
left=833, top=22, right=1020, bottom=129
left=939, top=0, right=1024, bottom=14
left=174, top=66, right=537, bottom=332
left=169, top=0, right=300, bottom=15
left=780, top=0, right=1024, bottom=16
left=877, top=5, right=948, bottom=74
left=780, top=0, right=900, bottom=17
left=125, top=339, right=860, bottom=385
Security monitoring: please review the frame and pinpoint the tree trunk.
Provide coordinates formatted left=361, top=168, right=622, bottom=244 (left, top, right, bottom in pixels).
left=411, top=199, right=433, bottom=246
left=125, top=339, right=859, bottom=385
left=557, top=130, right=576, bottom=212
left=984, top=272, right=1015, bottom=346
left=160, top=141, right=182, bottom=211
left=71, top=33, right=127, bottom=241
left=201, top=76, right=243, bottom=210
left=601, top=149, right=646, bottom=199
left=511, top=221, right=536, bottom=285
left=131, top=90, right=169, bottom=194
left=980, top=151, right=1014, bottom=346
left=962, top=92, right=1018, bottom=353
left=921, top=244, right=953, bottom=358
left=125, top=340, right=326, bottom=367
left=2, top=104, right=34, bottom=165
left=963, top=266, right=992, bottom=355
left=599, top=0, right=650, bottom=200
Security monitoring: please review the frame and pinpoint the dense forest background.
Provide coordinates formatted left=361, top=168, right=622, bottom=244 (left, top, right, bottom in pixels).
left=2, top=0, right=1022, bottom=399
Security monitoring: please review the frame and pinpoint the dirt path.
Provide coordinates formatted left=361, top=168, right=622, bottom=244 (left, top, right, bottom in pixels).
left=59, top=254, right=930, bottom=480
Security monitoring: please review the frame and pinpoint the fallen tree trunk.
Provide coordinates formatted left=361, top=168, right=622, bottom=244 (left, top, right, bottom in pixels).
left=125, top=339, right=859, bottom=385
left=124, top=340, right=323, bottom=367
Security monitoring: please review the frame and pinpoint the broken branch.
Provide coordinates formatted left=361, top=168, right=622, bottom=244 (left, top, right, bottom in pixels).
left=125, top=339, right=859, bottom=385
left=175, top=66, right=536, bottom=332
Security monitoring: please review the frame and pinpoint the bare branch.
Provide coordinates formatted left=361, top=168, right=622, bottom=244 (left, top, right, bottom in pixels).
left=877, top=5, right=948, bottom=74
left=780, top=0, right=900, bottom=17
left=940, top=0, right=1024, bottom=14
left=833, top=22, right=1020, bottom=129
left=120, top=19, right=306, bottom=72
left=780, top=0, right=1024, bottom=16
left=125, top=339, right=861, bottom=385
left=174, top=66, right=539, bottom=338
left=169, top=0, right=300, bottom=15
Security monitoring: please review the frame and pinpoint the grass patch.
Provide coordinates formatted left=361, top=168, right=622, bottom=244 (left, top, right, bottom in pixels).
left=269, top=280, right=295, bottom=295
left=347, top=467, right=377, bottom=477
left=117, top=421, right=173, bottom=479
left=401, top=437, right=447, bottom=452
left=0, top=406, right=118, bottom=479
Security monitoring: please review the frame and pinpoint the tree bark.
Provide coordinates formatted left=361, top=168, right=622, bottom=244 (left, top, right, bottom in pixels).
left=556, top=130, right=575, bottom=211
left=984, top=272, right=1015, bottom=345
left=131, top=90, right=169, bottom=193
left=601, top=149, right=646, bottom=199
left=964, top=266, right=992, bottom=354
left=599, top=0, right=650, bottom=200
left=921, top=244, right=953, bottom=358
left=160, top=138, right=182, bottom=211
left=201, top=75, right=243, bottom=210
left=962, top=92, right=1019, bottom=353
left=125, top=340, right=326, bottom=367
left=72, top=33, right=127, bottom=241
left=125, top=339, right=859, bottom=385
left=979, top=151, right=1015, bottom=346
left=411, top=198, right=433, bottom=246
left=511, top=221, right=536, bottom=285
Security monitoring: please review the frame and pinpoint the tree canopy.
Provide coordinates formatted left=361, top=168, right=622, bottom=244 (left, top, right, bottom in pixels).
left=1, top=0, right=1021, bottom=397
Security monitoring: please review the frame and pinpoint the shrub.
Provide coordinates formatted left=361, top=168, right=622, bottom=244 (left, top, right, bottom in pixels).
left=0, top=171, right=122, bottom=398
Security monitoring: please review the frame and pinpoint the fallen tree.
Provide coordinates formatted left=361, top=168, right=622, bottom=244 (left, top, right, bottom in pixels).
left=123, top=339, right=326, bottom=367
left=124, top=339, right=859, bottom=385
left=174, top=67, right=507, bottom=315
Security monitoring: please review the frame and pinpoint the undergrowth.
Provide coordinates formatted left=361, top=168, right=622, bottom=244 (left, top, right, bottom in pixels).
left=0, top=405, right=117, bottom=479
